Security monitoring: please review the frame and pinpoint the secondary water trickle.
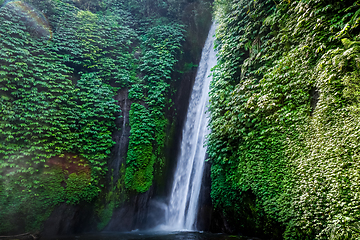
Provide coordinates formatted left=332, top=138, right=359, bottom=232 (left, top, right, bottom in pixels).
left=162, top=23, right=217, bottom=231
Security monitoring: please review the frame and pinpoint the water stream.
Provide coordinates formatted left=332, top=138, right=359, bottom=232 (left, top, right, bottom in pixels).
left=45, top=231, right=248, bottom=240
left=162, top=23, right=217, bottom=231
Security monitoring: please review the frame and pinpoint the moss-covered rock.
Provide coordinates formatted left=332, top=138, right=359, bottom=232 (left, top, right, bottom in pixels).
left=208, top=0, right=360, bottom=239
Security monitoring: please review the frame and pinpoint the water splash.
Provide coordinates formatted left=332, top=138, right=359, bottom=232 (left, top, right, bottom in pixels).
left=162, top=23, right=217, bottom=231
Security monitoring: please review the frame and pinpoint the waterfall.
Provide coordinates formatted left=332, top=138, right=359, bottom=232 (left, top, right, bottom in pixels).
left=109, top=89, right=130, bottom=185
left=164, top=23, right=216, bottom=231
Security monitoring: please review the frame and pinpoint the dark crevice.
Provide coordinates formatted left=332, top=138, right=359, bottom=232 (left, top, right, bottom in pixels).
left=310, top=87, right=319, bottom=116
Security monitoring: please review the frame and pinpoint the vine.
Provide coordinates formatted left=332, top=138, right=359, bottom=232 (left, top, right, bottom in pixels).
left=0, top=0, right=209, bottom=234
left=209, top=0, right=360, bottom=238
left=125, top=23, right=184, bottom=192
left=0, top=0, right=132, bottom=233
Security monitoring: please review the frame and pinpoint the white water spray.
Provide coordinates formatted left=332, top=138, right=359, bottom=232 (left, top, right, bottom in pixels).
left=163, top=23, right=217, bottom=231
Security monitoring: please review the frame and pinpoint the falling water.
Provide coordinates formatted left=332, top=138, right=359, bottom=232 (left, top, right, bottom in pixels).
left=109, top=89, right=130, bottom=184
left=164, top=23, right=216, bottom=230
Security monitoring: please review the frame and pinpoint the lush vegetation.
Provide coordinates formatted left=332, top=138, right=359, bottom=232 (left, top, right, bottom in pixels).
left=209, top=0, right=360, bottom=239
left=0, top=0, right=124, bottom=232
left=125, top=23, right=184, bottom=193
left=0, top=0, right=212, bottom=234
left=5, top=0, right=358, bottom=238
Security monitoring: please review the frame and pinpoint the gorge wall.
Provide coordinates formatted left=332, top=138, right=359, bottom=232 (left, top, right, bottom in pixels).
left=208, top=0, right=360, bottom=239
left=0, top=0, right=213, bottom=236
left=2, top=0, right=360, bottom=239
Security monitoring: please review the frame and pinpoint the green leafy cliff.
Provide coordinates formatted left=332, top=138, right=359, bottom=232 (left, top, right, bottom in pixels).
left=209, top=0, right=360, bottom=239
left=0, top=0, right=212, bottom=234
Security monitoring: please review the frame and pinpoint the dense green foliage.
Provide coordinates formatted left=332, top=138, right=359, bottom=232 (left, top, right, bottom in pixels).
left=126, top=24, right=184, bottom=192
left=0, top=0, right=212, bottom=234
left=209, top=0, right=360, bottom=238
left=0, top=0, right=125, bottom=232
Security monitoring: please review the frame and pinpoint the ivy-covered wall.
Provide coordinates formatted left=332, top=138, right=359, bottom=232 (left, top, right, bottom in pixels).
left=209, top=0, right=360, bottom=239
left=0, top=0, right=212, bottom=235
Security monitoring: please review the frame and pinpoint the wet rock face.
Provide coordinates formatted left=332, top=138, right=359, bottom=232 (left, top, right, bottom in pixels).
left=104, top=186, right=154, bottom=231
left=108, top=88, right=132, bottom=185
left=195, top=160, right=213, bottom=231
left=208, top=208, right=235, bottom=234
left=41, top=203, right=94, bottom=237
left=208, top=190, right=285, bottom=239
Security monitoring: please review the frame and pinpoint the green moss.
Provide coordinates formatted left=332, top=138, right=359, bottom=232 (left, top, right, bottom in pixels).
left=97, top=201, right=115, bottom=231
left=96, top=164, right=127, bottom=230
left=125, top=23, right=184, bottom=193
left=0, top=0, right=131, bottom=233
left=209, top=0, right=360, bottom=239
left=0, top=0, right=211, bottom=234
